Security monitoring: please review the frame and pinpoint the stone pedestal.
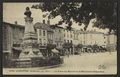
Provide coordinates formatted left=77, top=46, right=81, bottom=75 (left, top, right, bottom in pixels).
left=19, top=16, right=43, bottom=59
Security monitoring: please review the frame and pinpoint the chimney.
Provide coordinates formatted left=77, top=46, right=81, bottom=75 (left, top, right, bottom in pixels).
left=15, top=21, right=17, bottom=25
left=43, top=20, right=45, bottom=24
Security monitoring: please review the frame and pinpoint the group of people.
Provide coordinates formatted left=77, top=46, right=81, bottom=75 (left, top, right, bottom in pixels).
left=45, top=45, right=108, bottom=58
left=63, top=45, right=108, bottom=57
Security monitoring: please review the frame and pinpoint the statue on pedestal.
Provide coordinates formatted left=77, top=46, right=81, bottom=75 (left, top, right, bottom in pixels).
left=19, top=7, right=43, bottom=59
left=24, top=7, right=32, bottom=17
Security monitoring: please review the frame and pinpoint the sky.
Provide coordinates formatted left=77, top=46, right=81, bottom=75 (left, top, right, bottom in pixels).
left=3, top=3, right=109, bottom=33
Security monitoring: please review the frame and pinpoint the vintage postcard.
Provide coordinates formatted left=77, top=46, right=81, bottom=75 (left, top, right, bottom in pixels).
left=3, top=1, right=117, bottom=75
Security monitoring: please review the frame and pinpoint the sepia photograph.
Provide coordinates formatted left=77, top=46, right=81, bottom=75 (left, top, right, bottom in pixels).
left=3, top=1, right=117, bottom=75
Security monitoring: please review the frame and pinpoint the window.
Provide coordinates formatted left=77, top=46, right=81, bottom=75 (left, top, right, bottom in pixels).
left=64, top=40, right=66, bottom=42
left=67, top=40, right=69, bottom=43
left=74, top=35, right=76, bottom=39
left=60, top=43, right=61, bottom=46
left=4, top=26, right=7, bottom=29
left=67, top=34, right=69, bottom=37
left=44, top=39, right=46, bottom=41
left=50, top=34, right=52, bottom=39
left=70, top=34, right=72, bottom=38
left=59, top=29, right=61, bottom=33
left=77, top=35, right=78, bottom=39
left=71, top=40, right=72, bottom=43
left=56, top=38, right=58, bottom=41
left=95, top=41, right=96, bottom=44
left=13, top=26, right=15, bottom=29
left=43, top=39, right=46, bottom=45
left=20, top=28, right=24, bottom=32
left=90, top=35, right=92, bottom=38
left=43, top=30, right=46, bottom=36
left=39, top=38, right=42, bottom=43
left=39, top=29, right=41, bottom=36
left=64, top=34, right=65, bottom=37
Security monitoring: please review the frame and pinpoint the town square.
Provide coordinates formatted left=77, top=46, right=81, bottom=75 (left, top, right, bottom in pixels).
left=3, top=2, right=117, bottom=75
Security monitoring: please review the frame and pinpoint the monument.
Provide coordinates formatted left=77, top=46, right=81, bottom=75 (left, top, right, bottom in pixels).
left=14, top=7, right=63, bottom=68
left=19, top=7, right=43, bottom=59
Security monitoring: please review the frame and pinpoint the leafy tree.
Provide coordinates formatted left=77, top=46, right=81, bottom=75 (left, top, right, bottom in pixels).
left=45, top=44, right=56, bottom=56
left=62, top=42, right=73, bottom=48
left=77, top=44, right=83, bottom=48
left=75, top=44, right=83, bottom=51
left=46, top=44, right=56, bottom=49
left=31, top=0, right=117, bottom=33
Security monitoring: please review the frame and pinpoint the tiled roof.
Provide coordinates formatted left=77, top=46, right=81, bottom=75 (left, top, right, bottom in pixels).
left=3, top=22, right=107, bottom=35
left=73, top=30, right=105, bottom=34
left=34, top=22, right=53, bottom=32
left=84, top=31, right=104, bottom=34
left=3, top=22, right=25, bottom=28
left=49, top=25, right=64, bottom=29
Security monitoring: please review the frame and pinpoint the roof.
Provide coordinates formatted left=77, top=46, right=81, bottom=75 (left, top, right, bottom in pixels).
left=55, top=26, right=64, bottom=29
left=3, top=50, right=11, bottom=53
left=74, top=30, right=105, bottom=34
left=49, top=25, right=64, bottom=30
left=34, top=22, right=53, bottom=32
left=3, top=22, right=25, bottom=28
left=3, top=22, right=106, bottom=35
left=84, top=31, right=104, bottom=34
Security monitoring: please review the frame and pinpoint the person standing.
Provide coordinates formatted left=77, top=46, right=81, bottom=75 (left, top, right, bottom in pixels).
left=67, top=49, right=69, bottom=57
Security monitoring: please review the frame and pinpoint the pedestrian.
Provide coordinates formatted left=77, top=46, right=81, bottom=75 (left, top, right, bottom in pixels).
left=67, top=50, right=69, bottom=57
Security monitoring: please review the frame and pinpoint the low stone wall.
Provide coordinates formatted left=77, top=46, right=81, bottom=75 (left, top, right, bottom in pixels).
left=9, top=57, right=63, bottom=68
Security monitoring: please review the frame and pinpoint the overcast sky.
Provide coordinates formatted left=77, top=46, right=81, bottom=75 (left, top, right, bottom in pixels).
left=3, top=3, right=109, bottom=33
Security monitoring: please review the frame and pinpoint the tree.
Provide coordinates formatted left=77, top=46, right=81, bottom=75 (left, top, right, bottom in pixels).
left=31, top=0, right=117, bottom=33
left=46, top=44, right=56, bottom=56
left=75, top=44, right=83, bottom=52
left=62, top=42, right=72, bottom=49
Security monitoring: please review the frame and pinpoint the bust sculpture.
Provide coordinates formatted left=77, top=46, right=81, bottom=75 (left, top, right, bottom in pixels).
left=24, top=7, right=32, bottom=17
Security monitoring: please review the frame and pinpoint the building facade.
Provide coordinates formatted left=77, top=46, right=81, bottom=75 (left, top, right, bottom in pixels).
left=34, top=22, right=54, bottom=56
left=107, top=32, right=117, bottom=51
left=3, top=22, right=24, bottom=67
left=50, top=26, right=64, bottom=49
left=62, top=29, right=75, bottom=54
left=3, top=22, right=24, bottom=54
left=82, top=31, right=108, bottom=47
left=3, top=21, right=117, bottom=57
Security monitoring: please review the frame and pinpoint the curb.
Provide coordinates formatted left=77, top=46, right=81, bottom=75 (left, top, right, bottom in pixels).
left=40, top=64, right=63, bottom=69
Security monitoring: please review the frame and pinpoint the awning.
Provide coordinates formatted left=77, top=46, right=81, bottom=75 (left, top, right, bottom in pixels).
left=52, top=48, right=59, bottom=53
left=3, top=50, right=11, bottom=53
left=56, top=47, right=63, bottom=50
left=39, top=48, right=46, bottom=49
left=11, top=58, right=31, bottom=61
left=12, top=47, right=22, bottom=51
